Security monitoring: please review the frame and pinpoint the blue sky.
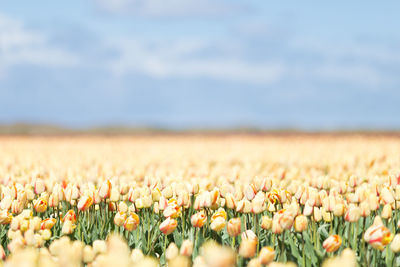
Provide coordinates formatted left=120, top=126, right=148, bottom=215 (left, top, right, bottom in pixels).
left=1, top=1, right=400, bottom=130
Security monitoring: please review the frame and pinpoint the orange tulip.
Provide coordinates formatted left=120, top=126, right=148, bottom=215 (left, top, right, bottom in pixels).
left=63, top=210, right=77, bottom=224
left=364, top=217, right=393, bottom=251
left=322, top=235, right=342, bottom=253
left=77, top=195, right=93, bottom=212
left=124, top=213, right=140, bottom=231
left=34, top=198, right=47, bottom=213
left=191, top=211, right=207, bottom=228
left=40, top=218, right=56, bottom=230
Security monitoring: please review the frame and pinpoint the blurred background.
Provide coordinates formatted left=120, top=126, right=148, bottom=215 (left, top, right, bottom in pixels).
left=1, top=0, right=400, bottom=134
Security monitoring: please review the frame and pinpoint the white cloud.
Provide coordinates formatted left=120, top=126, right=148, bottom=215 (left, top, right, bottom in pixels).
left=0, top=13, right=79, bottom=77
left=107, top=38, right=284, bottom=84
left=290, top=37, right=400, bottom=87
left=93, top=0, right=239, bottom=17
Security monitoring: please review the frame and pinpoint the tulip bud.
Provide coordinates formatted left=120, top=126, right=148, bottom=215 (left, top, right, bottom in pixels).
left=261, top=216, right=272, bottom=230
left=359, top=201, right=370, bottom=217
left=225, top=193, right=236, bottom=209
left=166, top=243, right=179, bottom=260
left=244, top=184, right=257, bottom=201
left=131, top=248, right=144, bottom=262
left=62, top=220, right=75, bottom=235
left=191, top=212, right=207, bottom=228
left=391, top=234, right=400, bottom=253
left=210, top=217, right=226, bottom=232
left=180, top=240, right=193, bottom=257
left=83, top=245, right=95, bottom=263
left=381, top=204, right=392, bottom=219
left=294, top=215, right=308, bottom=232
left=63, top=210, right=77, bottom=224
left=258, top=246, right=275, bottom=265
left=123, top=213, right=140, bottom=231
left=313, top=207, right=322, bottom=222
left=344, top=206, right=361, bottom=223
left=93, top=240, right=107, bottom=255
left=239, top=239, right=257, bottom=258
left=227, top=218, right=241, bottom=237
left=40, top=229, right=51, bottom=240
left=34, top=198, right=48, bottom=213
left=114, top=211, right=127, bottom=227
left=323, top=235, right=342, bottom=252
left=381, top=187, right=395, bottom=205
left=118, top=201, right=128, bottom=213
left=160, top=217, right=177, bottom=235
left=77, top=195, right=93, bottom=212
left=34, top=179, right=46, bottom=195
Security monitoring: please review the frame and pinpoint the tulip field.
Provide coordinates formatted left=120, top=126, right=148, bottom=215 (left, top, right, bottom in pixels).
left=1, top=135, right=400, bottom=266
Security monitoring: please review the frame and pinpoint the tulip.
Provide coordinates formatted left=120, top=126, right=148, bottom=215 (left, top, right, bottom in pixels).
left=252, top=197, right=265, bottom=214
left=163, top=198, right=181, bottom=219
left=166, top=242, right=179, bottom=260
left=323, top=235, right=342, bottom=253
left=241, top=230, right=258, bottom=243
left=11, top=200, right=23, bottom=214
left=180, top=239, right=193, bottom=256
left=247, top=258, right=261, bottom=267
left=225, top=193, right=236, bottom=209
left=34, top=198, right=48, bottom=213
left=160, top=217, right=178, bottom=235
left=259, top=246, right=275, bottom=265
left=359, top=201, right=371, bottom=217
left=34, top=179, right=45, bottom=195
left=244, top=184, right=257, bottom=201
left=62, top=220, right=75, bottom=235
left=48, top=194, right=59, bottom=208
left=390, top=234, right=400, bottom=253
left=0, top=245, right=5, bottom=260
left=114, top=211, right=127, bottom=227
left=40, top=229, right=52, bottom=240
left=344, top=206, right=360, bottom=222
left=303, top=202, right=314, bottom=216
left=93, top=240, right=107, bottom=255
left=110, top=188, right=120, bottom=202
left=124, top=213, right=140, bottom=231
left=41, top=218, right=56, bottom=230
left=267, top=189, right=281, bottom=204
left=274, top=209, right=294, bottom=229
left=191, top=211, right=207, bottom=228
left=294, top=215, right=308, bottom=232
left=131, top=248, right=144, bottom=262
left=210, top=217, right=226, bottom=232
left=63, top=210, right=77, bottom=224
left=77, top=195, right=93, bottom=212
left=83, top=245, right=95, bottom=263
left=99, top=180, right=112, bottom=199
left=381, top=187, right=395, bottom=205
left=239, top=239, right=257, bottom=258
left=364, top=216, right=393, bottom=250
left=272, top=219, right=283, bottom=234
left=227, top=218, right=241, bottom=237
left=313, top=207, right=322, bottom=222
left=118, top=201, right=128, bottom=213
left=381, top=204, right=392, bottom=219
left=261, top=216, right=272, bottom=230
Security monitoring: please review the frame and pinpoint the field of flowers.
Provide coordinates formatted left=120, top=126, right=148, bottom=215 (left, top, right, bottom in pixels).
left=0, top=135, right=400, bottom=266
